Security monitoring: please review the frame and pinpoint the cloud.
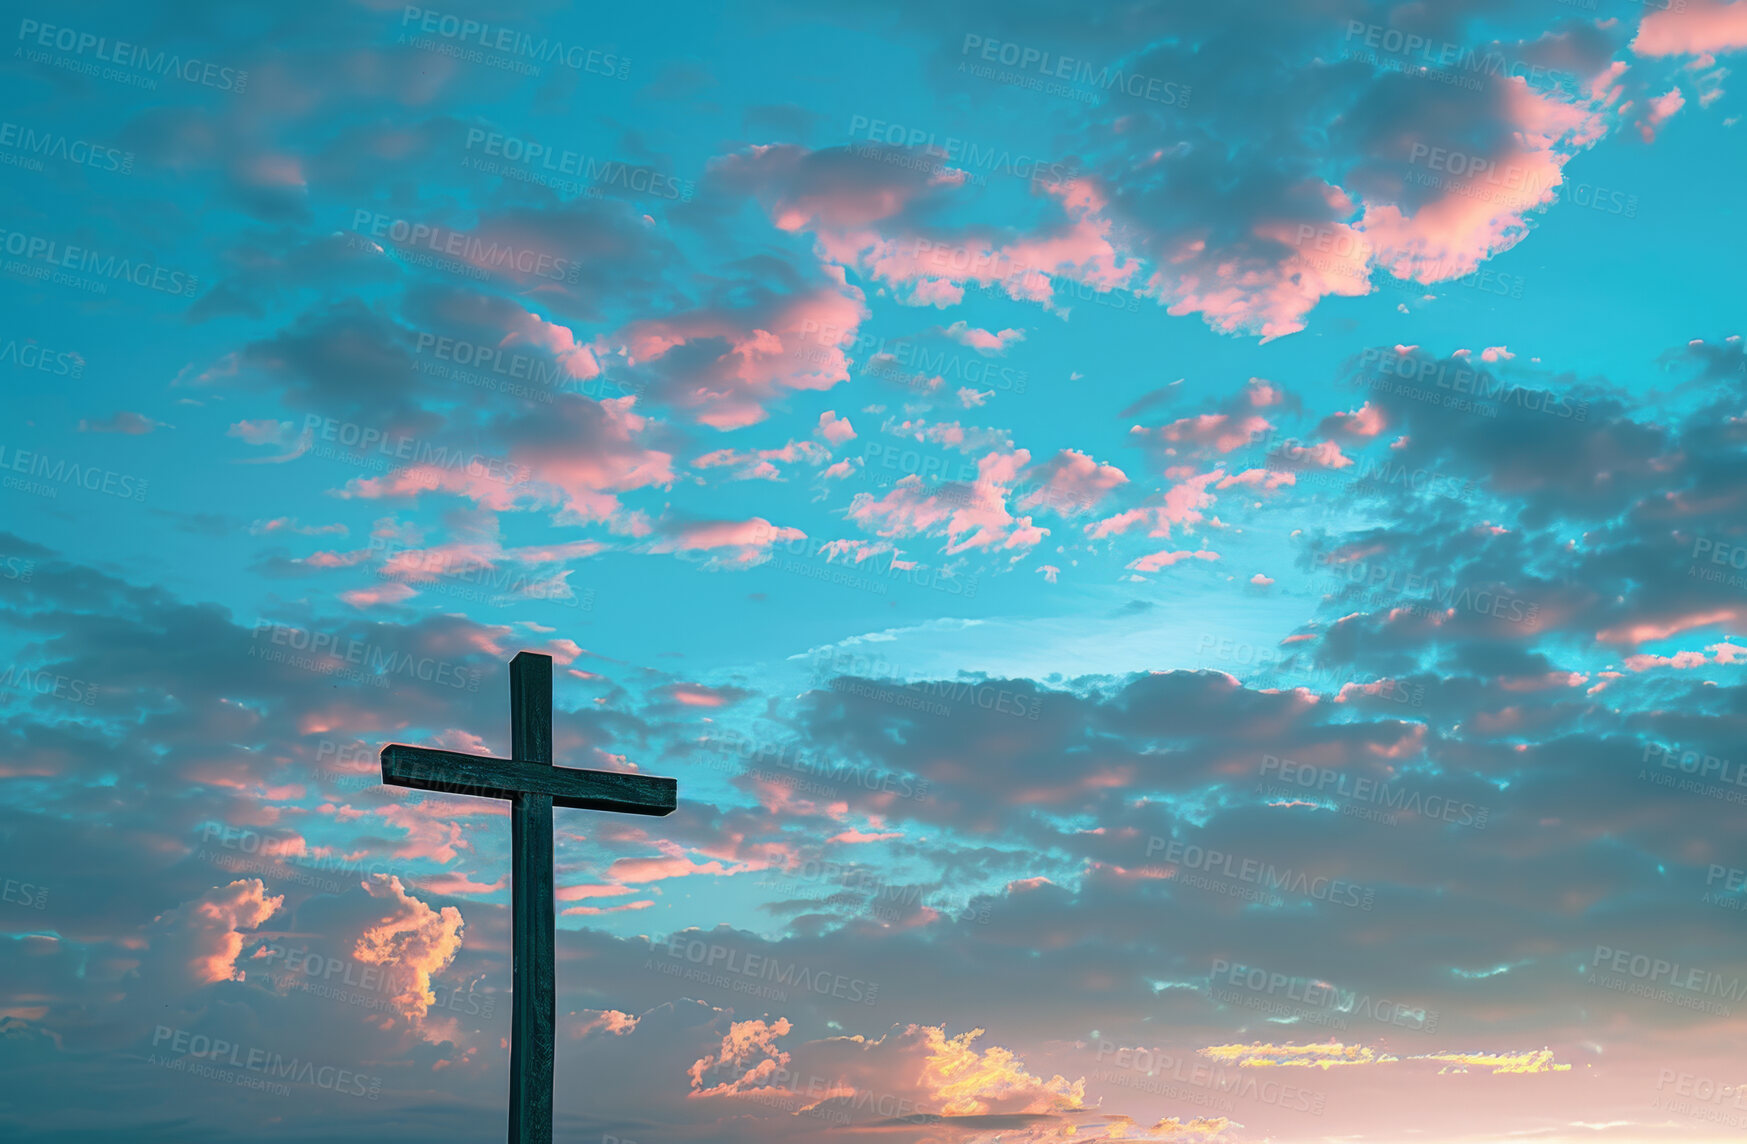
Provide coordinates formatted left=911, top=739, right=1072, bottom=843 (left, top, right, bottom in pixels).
left=1633, top=0, right=1747, bottom=57
left=652, top=516, right=805, bottom=567
left=140, top=879, right=284, bottom=989
left=350, top=874, right=466, bottom=1021
left=1021, top=450, right=1129, bottom=516
left=78, top=411, right=167, bottom=435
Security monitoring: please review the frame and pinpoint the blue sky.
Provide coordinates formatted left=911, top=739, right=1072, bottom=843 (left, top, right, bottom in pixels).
left=5, top=2, right=1747, bottom=1142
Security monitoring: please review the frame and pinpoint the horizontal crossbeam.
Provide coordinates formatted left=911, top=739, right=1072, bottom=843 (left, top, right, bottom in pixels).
left=381, top=744, right=677, bottom=816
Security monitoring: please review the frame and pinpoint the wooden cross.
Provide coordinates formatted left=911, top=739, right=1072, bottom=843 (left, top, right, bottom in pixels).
left=379, top=651, right=677, bottom=1144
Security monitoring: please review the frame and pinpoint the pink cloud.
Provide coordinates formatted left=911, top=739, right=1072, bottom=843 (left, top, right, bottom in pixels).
left=1633, top=0, right=1747, bottom=56
left=1089, top=470, right=1223, bottom=540
left=618, top=274, right=869, bottom=429
left=689, top=1017, right=794, bottom=1095
left=352, top=874, right=465, bottom=1021
left=693, top=438, right=829, bottom=481
left=1127, top=548, right=1220, bottom=573
left=815, top=410, right=856, bottom=445
left=78, top=411, right=165, bottom=434
left=1622, top=641, right=1747, bottom=671
left=340, top=582, right=419, bottom=609
left=1357, top=78, right=1606, bottom=284
left=725, top=151, right=1138, bottom=316
left=848, top=449, right=1046, bottom=554
left=1638, top=87, right=1687, bottom=142
left=1140, top=413, right=1273, bottom=455
left=939, top=321, right=1026, bottom=354
left=148, top=879, right=284, bottom=987
left=1167, top=199, right=1375, bottom=340
left=227, top=419, right=293, bottom=446
left=652, top=516, right=805, bottom=566
left=497, top=307, right=602, bottom=381
left=1020, top=449, right=1129, bottom=516
left=1597, top=607, right=1747, bottom=647
left=1316, top=401, right=1388, bottom=440
left=566, top=1009, right=640, bottom=1039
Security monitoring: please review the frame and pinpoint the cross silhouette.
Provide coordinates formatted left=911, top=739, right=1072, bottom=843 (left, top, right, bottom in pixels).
left=380, top=651, right=677, bottom=1144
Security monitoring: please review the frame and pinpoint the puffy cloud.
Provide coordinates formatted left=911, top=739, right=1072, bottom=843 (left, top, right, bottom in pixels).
left=939, top=322, right=1026, bottom=354
left=1633, top=0, right=1747, bottom=56
left=1127, top=549, right=1220, bottom=573
left=816, top=410, right=857, bottom=445
left=351, top=874, right=466, bottom=1021
left=141, top=879, right=283, bottom=988
left=651, top=516, right=806, bottom=566
left=1020, top=450, right=1129, bottom=516
left=619, top=272, right=870, bottom=429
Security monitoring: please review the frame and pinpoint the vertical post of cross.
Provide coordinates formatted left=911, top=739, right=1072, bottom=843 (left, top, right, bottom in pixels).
left=508, top=651, right=554, bottom=1144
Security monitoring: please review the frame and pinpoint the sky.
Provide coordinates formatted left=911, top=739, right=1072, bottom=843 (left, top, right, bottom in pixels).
left=2, top=0, right=1747, bottom=1141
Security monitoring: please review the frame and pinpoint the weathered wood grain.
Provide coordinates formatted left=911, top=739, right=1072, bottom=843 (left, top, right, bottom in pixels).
left=375, top=651, right=680, bottom=1144
left=509, top=653, right=554, bottom=1144
left=379, top=746, right=677, bottom=815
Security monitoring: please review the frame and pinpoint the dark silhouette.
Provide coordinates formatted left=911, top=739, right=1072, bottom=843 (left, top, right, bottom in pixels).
left=380, top=651, right=678, bottom=1144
